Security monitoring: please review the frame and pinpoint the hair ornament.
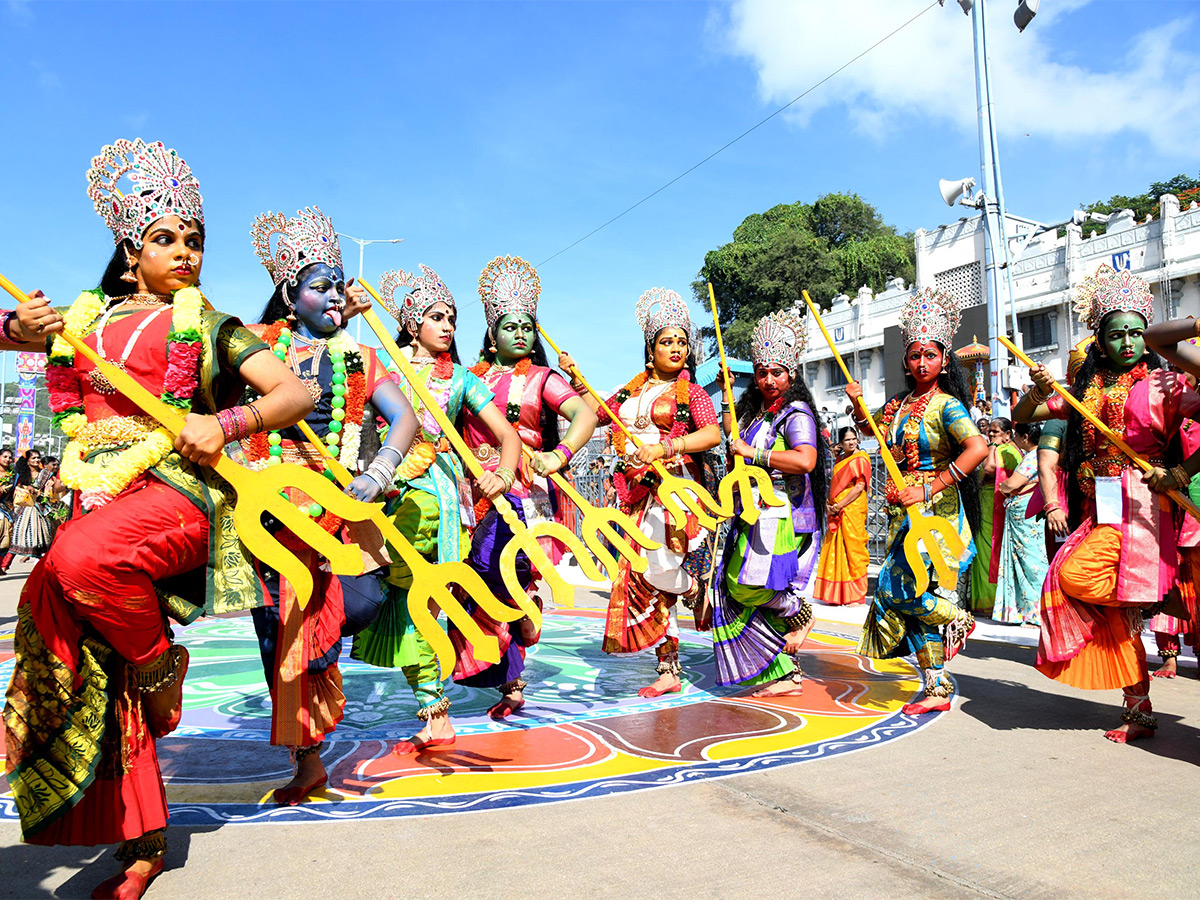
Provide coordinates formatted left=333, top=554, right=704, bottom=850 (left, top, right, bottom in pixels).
left=378, top=264, right=455, bottom=334
left=86, top=139, right=204, bottom=248
left=635, top=287, right=692, bottom=345
left=1072, top=264, right=1154, bottom=333
left=900, top=287, right=962, bottom=349
left=250, top=206, right=342, bottom=287
left=478, top=255, right=540, bottom=329
left=751, top=306, right=808, bottom=375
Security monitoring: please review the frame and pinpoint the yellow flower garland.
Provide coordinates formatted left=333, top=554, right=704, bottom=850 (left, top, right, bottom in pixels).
left=55, top=287, right=205, bottom=508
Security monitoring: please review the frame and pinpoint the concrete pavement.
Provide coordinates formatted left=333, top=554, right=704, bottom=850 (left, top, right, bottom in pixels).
left=1, top=563, right=1198, bottom=899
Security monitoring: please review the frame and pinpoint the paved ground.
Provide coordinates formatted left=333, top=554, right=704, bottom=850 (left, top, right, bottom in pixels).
left=1, top=561, right=1198, bottom=900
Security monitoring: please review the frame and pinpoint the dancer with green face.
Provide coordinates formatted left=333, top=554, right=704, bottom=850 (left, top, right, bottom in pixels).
left=1014, top=266, right=1200, bottom=743
left=457, top=256, right=596, bottom=718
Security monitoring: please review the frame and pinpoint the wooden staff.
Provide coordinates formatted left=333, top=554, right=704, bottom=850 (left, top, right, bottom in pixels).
left=801, top=289, right=965, bottom=595
left=707, top=282, right=787, bottom=526
left=1000, top=334, right=1200, bottom=521
left=534, top=322, right=732, bottom=531
left=0, top=271, right=373, bottom=609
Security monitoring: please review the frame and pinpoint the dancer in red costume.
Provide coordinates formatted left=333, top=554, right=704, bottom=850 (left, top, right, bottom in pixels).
left=561, top=288, right=720, bottom=697
left=2, top=139, right=313, bottom=898
left=1014, top=266, right=1200, bottom=742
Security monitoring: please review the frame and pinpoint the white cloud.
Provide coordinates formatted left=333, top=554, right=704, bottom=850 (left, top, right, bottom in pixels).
left=720, top=0, right=1200, bottom=154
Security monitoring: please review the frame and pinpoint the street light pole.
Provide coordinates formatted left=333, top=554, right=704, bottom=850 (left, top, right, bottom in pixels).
left=335, top=233, right=405, bottom=344
left=966, top=0, right=1023, bottom=414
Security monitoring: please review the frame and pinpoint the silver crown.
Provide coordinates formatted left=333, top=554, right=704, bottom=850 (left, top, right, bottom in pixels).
left=479, top=255, right=541, bottom=329
left=250, top=206, right=342, bottom=286
left=751, top=307, right=808, bottom=374
left=635, top=287, right=692, bottom=345
left=86, top=139, right=204, bottom=247
left=379, top=264, right=456, bottom=334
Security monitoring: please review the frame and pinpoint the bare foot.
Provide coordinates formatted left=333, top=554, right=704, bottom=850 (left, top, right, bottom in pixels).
left=901, top=694, right=952, bottom=716
left=273, top=752, right=327, bottom=806
left=488, top=690, right=525, bottom=719
left=637, top=673, right=681, bottom=698
left=90, top=856, right=164, bottom=899
left=750, top=676, right=803, bottom=698
left=1153, top=657, right=1178, bottom=679
left=1104, top=721, right=1155, bottom=743
left=392, top=709, right=457, bottom=755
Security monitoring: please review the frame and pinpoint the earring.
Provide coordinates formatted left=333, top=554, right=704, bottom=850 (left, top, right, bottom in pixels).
left=121, top=249, right=138, bottom=283
left=489, top=343, right=497, bottom=353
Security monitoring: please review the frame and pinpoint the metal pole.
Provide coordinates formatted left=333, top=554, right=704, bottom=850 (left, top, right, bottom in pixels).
left=979, top=0, right=1023, bottom=364
left=356, top=239, right=365, bottom=345
left=971, top=0, right=1003, bottom=416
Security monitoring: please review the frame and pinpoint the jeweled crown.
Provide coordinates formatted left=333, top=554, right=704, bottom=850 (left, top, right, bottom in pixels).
left=751, top=307, right=808, bottom=375
left=86, top=139, right=204, bottom=248
left=635, top=287, right=692, bottom=345
left=900, top=287, right=962, bottom=349
left=1073, top=264, right=1155, bottom=332
left=478, top=256, right=541, bottom=330
left=378, top=265, right=456, bottom=334
left=250, top=206, right=342, bottom=286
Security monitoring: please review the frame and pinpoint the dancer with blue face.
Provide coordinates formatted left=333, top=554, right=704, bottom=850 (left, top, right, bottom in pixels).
left=244, top=208, right=418, bottom=805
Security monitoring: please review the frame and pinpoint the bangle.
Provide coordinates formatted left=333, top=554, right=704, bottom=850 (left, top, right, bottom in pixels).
left=663, top=439, right=674, bottom=459
left=1, top=309, right=19, bottom=343
left=1171, top=465, right=1190, bottom=489
left=216, top=405, right=257, bottom=442
left=1043, top=502, right=1061, bottom=514
left=554, top=442, right=574, bottom=463
left=494, top=465, right=516, bottom=492
left=924, top=482, right=932, bottom=503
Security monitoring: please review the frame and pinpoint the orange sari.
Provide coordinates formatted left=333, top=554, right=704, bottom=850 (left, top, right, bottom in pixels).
left=813, top=450, right=870, bottom=605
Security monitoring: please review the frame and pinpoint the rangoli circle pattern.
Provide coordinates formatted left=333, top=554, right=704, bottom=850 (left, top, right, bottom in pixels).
left=0, top=610, right=941, bottom=825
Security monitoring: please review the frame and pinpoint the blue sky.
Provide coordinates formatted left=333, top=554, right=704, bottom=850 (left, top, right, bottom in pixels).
left=2, top=0, right=1197, bottom=389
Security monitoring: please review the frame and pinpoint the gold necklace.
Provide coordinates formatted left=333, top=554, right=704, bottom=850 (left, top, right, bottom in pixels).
left=288, top=334, right=328, bottom=405
left=632, top=380, right=670, bottom=431
left=120, top=291, right=171, bottom=307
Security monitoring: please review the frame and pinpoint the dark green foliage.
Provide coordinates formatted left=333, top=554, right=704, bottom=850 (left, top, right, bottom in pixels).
left=1076, top=171, right=1200, bottom=238
left=694, top=193, right=916, bottom=358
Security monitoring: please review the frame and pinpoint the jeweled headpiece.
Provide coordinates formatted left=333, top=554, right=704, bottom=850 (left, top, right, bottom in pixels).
left=635, top=287, right=692, bottom=345
left=751, top=307, right=808, bottom=375
left=1067, top=336, right=1094, bottom=384
left=250, top=206, right=342, bottom=286
left=1073, top=264, right=1154, bottom=333
left=378, top=265, right=456, bottom=334
left=900, top=287, right=961, bottom=349
left=86, top=139, right=204, bottom=248
left=478, top=255, right=540, bottom=330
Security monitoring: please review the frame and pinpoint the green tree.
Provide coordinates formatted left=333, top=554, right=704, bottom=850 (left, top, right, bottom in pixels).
left=694, top=193, right=915, bottom=358
left=1077, top=171, right=1200, bottom=237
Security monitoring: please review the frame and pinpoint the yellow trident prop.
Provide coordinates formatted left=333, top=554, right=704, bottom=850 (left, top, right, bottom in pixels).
left=520, top=443, right=661, bottom=580
left=291, top=417, right=524, bottom=671
left=0, top=272, right=374, bottom=609
left=801, top=289, right=965, bottom=596
left=533, top=323, right=732, bottom=532
left=707, top=283, right=787, bottom=526
left=357, top=280, right=574, bottom=614
left=999, top=335, right=1200, bottom=521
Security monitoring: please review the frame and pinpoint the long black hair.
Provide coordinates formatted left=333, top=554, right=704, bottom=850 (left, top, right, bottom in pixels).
left=735, top=373, right=830, bottom=533
left=478, top=316, right=560, bottom=452
left=96, top=222, right=207, bottom=297
left=894, top=344, right=982, bottom=534
left=12, top=449, right=39, bottom=488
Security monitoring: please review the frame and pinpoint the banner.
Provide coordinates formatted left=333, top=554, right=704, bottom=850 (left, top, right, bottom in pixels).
left=14, top=352, right=41, bottom=455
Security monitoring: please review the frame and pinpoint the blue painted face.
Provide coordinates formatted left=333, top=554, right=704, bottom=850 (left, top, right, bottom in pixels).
left=290, top=264, right=346, bottom=338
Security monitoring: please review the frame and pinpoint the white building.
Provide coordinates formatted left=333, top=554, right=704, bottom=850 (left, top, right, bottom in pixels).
left=800, top=193, right=1200, bottom=417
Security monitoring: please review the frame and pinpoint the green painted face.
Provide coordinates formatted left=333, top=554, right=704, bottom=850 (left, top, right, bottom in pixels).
left=1100, top=311, right=1147, bottom=369
left=494, top=313, right=536, bottom=365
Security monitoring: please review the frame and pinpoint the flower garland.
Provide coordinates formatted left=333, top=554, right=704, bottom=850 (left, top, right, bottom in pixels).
left=471, top=356, right=532, bottom=424
left=608, top=369, right=692, bottom=506
left=244, top=322, right=365, bottom=477
left=878, top=388, right=939, bottom=504
left=1078, top=363, right=1146, bottom=495
left=48, top=287, right=204, bottom=510
left=392, top=349, right=454, bottom=440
